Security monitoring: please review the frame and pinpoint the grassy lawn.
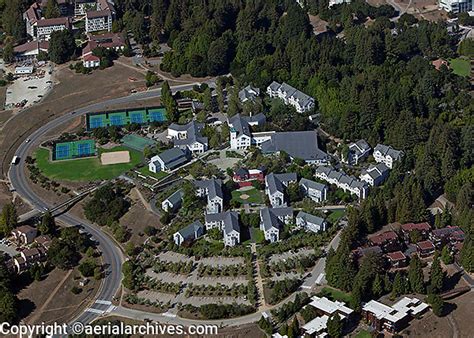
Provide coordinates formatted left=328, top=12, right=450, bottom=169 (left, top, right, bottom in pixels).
left=251, top=228, right=265, bottom=244
left=320, top=286, right=352, bottom=304
left=327, top=209, right=346, bottom=225
left=449, top=58, right=471, bottom=77
left=137, top=166, right=168, bottom=180
left=231, top=187, right=264, bottom=204
left=355, top=330, right=372, bottom=338
left=35, top=146, right=143, bottom=181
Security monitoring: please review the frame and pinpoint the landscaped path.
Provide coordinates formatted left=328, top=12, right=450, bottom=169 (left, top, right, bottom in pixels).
left=251, top=243, right=268, bottom=312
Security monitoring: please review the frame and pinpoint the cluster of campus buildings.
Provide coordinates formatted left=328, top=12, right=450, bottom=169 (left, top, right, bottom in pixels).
left=149, top=82, right=408, bottom=248
left=274, top=294, right=429, bottom=337
left=352, top=222, right=465, bottom=270
left=167, top=167, right=331, bottom=247
left=3, top=225, right=51, bottom=274
left=15, top=0, right=123, bottom=68
left=24, top=0, right=114, bottom=40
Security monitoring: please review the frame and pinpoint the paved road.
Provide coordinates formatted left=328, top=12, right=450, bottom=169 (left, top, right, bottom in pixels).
left=302, top=228, right=343, bottom=288
left=8, top=82, right=208, bottom=325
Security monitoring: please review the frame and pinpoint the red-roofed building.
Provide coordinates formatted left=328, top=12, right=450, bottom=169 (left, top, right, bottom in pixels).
left=432, top=59, right=449, bottom=71
left=14, top=41, right=49, bottom=61
left=416, top=240, right=435, bottom=258
left=82, top=32, right=126, bottom=58
left=386, top=251, right=407, bottom=268
left=401, top=222, right=431, bottom=243
left=430, top=226, right=465, bottom=248
left=83, top=54, right=100, bottom=68
left=233, top=168, right=265, bottom=187
left=368, top=231, right=400, bottom=252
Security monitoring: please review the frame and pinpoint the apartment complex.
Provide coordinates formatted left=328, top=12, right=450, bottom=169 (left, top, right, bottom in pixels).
left=267, top=81, right=315, bottom=113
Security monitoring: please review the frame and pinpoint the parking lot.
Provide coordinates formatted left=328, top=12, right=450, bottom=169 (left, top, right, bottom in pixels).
left=5, top=63, right=53, bottom=109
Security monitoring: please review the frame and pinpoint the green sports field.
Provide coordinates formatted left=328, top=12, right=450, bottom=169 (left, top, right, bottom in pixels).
left=449, top=58, right=471, bottom=77
left=35, top=146, right=142, bottom=181
left=231, top=187, right=264, bottom=204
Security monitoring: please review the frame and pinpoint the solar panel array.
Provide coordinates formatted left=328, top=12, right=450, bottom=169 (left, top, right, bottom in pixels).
left=86, top=107, right=167, bottom=130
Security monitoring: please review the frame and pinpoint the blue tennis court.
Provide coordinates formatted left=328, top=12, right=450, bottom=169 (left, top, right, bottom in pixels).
left=89, top=116, right=104, bottom=128
left=130, top=112, right=144, bottom=124
left=52, top=140, right=96, bottom=161
left=110, top=115, right=124, bottom=126
left=86, top=106, right=168, bottom=129
left=149, top=109, right=166, bottom=122
left=77, top=143, right=92, bottom=156
left=55, top=144, right=70, bottom=160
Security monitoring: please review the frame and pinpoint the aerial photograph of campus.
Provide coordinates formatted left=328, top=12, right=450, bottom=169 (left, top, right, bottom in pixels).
left=0, top=0, right=472, bottom=337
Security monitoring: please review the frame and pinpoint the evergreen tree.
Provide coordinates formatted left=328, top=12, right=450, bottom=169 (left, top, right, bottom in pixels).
left=460, top=236, right=474, bottom=273
left=391, top=271, right=408, bottom=298
left=161, top=81, right=177, bottom=121
left=427, top=293, right=445, bottom=317
left=2, top=41, right=14, bottom=64
left=44, top=0, right=60, bottom=19
left=48, top=30, right=76, bottom=64
left=372, top=274, right=384, bottom=298
left=441, top=245, right=453, bottom=265
left=0, top=204, right=17, bottom=237
left=216, top=79, right=225, bottom=113
left=327, top=313, right=343, bottom=338
left=2, top=0, right=26, bottom=42
left=38, top=212, right=56, bottom=235
left=203, top=87, right=212, bottom=112
left=408, top=255, right=425, bottom=294
left=287, top=317, right=299, bottom=338
left=226, top=85, right=241, bottom=117
left=429, top=255, right=445, bottom=293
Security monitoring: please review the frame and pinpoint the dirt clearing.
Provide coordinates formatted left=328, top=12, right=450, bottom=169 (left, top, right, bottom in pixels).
left=100, top=151, right=130, bottom=165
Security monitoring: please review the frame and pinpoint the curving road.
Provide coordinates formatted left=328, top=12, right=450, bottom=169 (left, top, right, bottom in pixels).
left=8, top=82, right=203, bottom=325
left=8, top=78, right=341, bottom=328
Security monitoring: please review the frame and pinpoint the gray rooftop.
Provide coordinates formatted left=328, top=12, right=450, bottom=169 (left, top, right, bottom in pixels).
left=194, top=179, right=223, bottom=199
left=177, top=221, right=204, bottom=240
left=349, top=139, right=371, bottom=156
left=374, top=144, right=403, bottom=160
left=165, top=189, right=183, bottom=206
left=362, top=163, right=390, bottom=180
left=205, top=211, right=240, bottom=235
left=296, top=211, right=325, bottom=226
left=268, top=81, right=314, bottom=107
left=229, top=113, right=266, bottom=138
left=170, top=121, right=208, bottom=147
left=260, top=207, right=293, bottom=231
left=299, top=178, right=326, bottom=192
left=239, top=85, right=260, bottom=102
left=266, top=172, right=297, bottom=195
left=260, top=131, right=328, bottom=162
left=156, top=148, right=188, bottom=169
